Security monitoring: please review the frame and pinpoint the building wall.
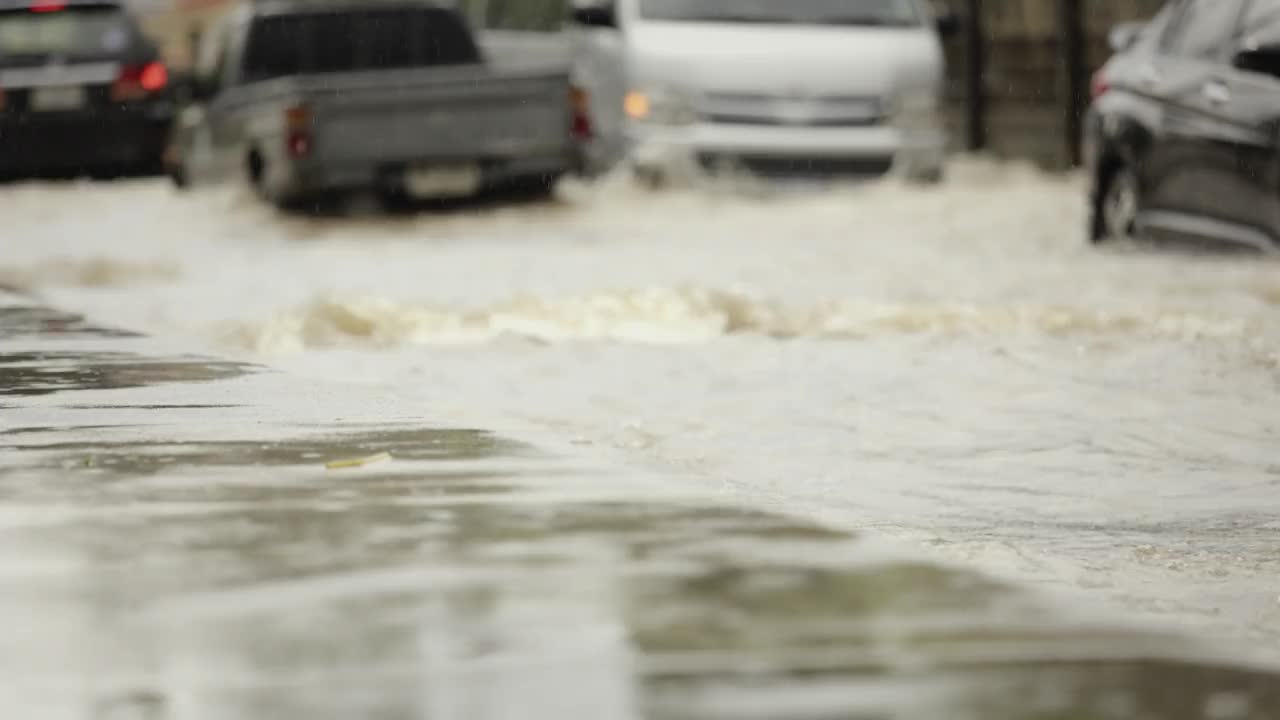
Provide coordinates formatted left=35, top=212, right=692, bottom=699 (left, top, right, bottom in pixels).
left=137, top=0, right=239, bottom=68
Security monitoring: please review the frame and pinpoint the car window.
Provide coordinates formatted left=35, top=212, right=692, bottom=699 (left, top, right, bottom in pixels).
left=1141, top=2, right=1178, bottom=45
left=242, top=15, right=305, bottom=82
left=0, top=6, right=137, bottom=59
left=241, top=7, right=481, bottom=84
left=1160, top=0, right=1246, bottom=58
left=1240, top=0, right=1280, bottom=46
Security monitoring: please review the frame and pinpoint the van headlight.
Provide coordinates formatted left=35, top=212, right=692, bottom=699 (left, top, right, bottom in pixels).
left=890, top=86, right=941, bottom=126
left=624, top=86, right=698, bottom=126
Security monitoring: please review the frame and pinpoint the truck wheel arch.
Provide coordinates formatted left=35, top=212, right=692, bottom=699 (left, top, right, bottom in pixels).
left=245, top=147, right=266, bottom=189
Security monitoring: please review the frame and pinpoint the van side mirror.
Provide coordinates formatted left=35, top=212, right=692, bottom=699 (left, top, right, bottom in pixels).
left=1234, top=43, right=1280, bottom=80
left=1108, top=21, right=1145, bottom=53
left=935, top=11, right=960, bottom=38
left=570, top=2, right=617, bottom=29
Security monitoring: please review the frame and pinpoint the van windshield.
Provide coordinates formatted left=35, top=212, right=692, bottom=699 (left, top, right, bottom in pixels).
left=637, top=0, right=922, bottom=26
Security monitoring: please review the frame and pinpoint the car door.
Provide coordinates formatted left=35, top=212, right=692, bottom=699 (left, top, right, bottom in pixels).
left=1214, top=0, right=1280, bottom=243
left=1140, top=0, right=1249, bottom=225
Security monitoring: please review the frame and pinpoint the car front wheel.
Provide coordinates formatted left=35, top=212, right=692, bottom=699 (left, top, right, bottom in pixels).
left=166, top=156, right=189, bottom=189
left=1095, top=163, right=1140, bottom=244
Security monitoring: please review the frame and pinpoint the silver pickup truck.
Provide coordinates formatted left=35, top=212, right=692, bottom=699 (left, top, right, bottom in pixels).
left=166, top=0, right=584, bottom=207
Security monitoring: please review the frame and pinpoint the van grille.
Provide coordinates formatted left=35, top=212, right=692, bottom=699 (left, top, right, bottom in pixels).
left=696, top=153, right=895, bottom=179
left=699, top=92, right=886, bottom=127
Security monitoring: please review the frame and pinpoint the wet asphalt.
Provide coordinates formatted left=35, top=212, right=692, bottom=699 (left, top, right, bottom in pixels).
left=3, top=297, right=1280, bottom=720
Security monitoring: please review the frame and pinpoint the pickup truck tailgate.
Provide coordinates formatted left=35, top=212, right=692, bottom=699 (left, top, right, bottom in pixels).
left=309, top=66, right=571, bottom=166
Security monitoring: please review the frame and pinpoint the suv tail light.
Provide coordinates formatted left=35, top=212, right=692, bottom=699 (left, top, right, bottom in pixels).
left=1090, top=68, right=1110, bottom=100
left=112, top=62, right=168, bottom=101
left=570, top=86, right=592, bottom=140
left=285, top=104, right=312, bottom=158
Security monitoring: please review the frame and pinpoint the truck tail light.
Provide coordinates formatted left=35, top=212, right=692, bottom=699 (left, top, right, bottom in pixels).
left=285, top=104, right=312, bottom=158
left=570, top=86, right=592, bottom=140
left=30, top=0, right=67, bottom=12
left=112, top=62, right=168, bottom=101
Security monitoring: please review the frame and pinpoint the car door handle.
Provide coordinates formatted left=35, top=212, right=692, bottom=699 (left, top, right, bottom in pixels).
left=1203, top=80, right=1231, bottom=106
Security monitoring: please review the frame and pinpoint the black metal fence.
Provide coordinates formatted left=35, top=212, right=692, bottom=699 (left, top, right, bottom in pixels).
left=938, top=0, right=1165, bottom=169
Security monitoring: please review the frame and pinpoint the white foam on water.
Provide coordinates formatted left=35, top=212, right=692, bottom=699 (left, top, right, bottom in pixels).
left=221, top=288, right=1262, bottom=354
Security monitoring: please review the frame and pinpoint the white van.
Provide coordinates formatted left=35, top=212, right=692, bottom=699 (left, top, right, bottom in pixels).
left=569, top=0, right=955, bottom=185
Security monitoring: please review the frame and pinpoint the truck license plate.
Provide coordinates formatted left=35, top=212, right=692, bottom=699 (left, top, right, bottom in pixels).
left=404, top=163, right=481, bottom=199
left=32, top=86, right=86, bottom=112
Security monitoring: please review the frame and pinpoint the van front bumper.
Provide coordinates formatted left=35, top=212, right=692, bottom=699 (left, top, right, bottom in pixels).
left=625, top=120, right=946, bottom=180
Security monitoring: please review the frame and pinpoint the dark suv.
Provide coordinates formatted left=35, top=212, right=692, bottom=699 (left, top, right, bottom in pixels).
left=1085, top=0, right=1280, bottom=251
left=0, top=0, right=175, bottom=178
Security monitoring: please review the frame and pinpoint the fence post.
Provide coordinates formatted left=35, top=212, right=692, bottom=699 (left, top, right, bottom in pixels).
left=1058, top=0, right=1085, bottom=167
left=963, top=0, right=986, bottom=152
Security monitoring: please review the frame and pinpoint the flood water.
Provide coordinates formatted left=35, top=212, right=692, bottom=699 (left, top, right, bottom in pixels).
left=3, top=159, right=1280, bottom=716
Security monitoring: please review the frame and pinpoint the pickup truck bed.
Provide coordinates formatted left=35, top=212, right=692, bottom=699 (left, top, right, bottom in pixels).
left=170, top=0, right=579, bottom=205
left=247, top=64, right=574, bottom=195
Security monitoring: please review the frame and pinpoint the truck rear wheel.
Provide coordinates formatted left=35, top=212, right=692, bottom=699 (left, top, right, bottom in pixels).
left=246, top=149, right=304, bottom=210
left=506, top=173, right=561, bottom=200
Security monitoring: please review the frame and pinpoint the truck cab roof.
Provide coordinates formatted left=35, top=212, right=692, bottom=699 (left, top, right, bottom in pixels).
left=245, top=0, right=459, bottom=17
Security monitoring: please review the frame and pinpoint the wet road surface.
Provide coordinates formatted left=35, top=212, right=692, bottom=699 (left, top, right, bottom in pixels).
left=4, top=159, right=1280, bottom=714
left=4, top=298, right=1280, bottom=719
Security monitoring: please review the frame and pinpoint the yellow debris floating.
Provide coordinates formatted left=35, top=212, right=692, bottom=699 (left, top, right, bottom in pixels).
left=325, top=452, right=392, bottom=470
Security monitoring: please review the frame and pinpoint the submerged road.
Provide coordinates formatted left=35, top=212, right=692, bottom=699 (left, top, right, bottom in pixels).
left=3, top=294, right=1280, bottom=718
left=3, top=157, right=1280, bottom=715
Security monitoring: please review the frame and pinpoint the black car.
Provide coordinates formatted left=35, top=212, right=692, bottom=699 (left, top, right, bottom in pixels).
left=1085, top=0, right=1280, bottom=251
left=0, top=0, right=175, bottom=178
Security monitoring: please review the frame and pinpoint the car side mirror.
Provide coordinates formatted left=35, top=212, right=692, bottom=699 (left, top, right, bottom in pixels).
left=570, top=2, right=617, bottom=29
left=935, top=11, right=960, bottom=38
left=1234, top=43, right=1280, bottom=80
left=1108, top=21, right=1145, bottom=53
